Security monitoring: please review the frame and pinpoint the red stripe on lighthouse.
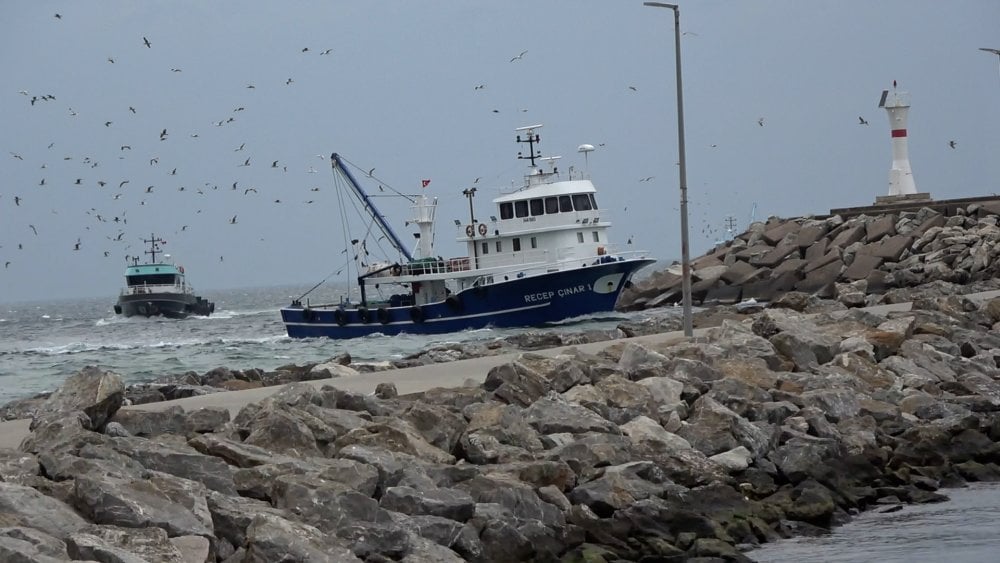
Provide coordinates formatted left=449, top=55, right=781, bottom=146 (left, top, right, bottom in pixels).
left=891, top=129, right=907, bottom=138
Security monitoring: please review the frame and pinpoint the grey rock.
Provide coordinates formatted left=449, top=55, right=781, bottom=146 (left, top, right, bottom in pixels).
left=0, top=482, right=88, bottom=540
left=380, top=486, right=476, bottom=522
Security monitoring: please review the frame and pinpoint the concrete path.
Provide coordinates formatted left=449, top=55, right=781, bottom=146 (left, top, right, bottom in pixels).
left=2, top=289, right=996, bottom=450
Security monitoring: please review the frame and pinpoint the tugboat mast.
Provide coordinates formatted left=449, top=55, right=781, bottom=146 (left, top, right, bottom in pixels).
left=143, top=234, right=165, bottom=263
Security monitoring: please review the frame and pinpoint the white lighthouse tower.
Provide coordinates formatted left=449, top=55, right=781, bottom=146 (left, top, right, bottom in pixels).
left=878, top=81, right=918, bottom=197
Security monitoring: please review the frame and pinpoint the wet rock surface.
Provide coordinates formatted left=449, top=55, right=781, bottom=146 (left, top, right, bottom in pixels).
left=4, top=291, right=1000, bottom=560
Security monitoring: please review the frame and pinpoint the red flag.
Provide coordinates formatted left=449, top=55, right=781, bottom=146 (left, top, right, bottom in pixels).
left=421, top=179, right=431, bottom=188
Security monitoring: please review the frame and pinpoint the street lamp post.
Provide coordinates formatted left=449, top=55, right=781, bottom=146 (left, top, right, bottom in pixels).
left=644, top=1, right=693, bottom=337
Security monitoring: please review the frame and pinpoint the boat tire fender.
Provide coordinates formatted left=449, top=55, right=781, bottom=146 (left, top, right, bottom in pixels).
left=445, top=295, right=463, bottom=311
left=410, top=306, right=425, bottom=323
left=377, top=307, right=391, bottom=324
left=333, top=309, right=348, bottom=326
left=113, top=304, right=122, bottom=315
left=358, top=307, right=371, bottom=324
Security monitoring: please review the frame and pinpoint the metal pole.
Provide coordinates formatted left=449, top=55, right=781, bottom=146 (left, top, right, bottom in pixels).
left=644, top=1, right=693, bottom=337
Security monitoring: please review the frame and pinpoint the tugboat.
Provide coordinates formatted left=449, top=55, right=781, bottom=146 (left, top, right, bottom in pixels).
left=114, top=234, right=215, bottom=318
left=280, top=124, right=654, bottom=338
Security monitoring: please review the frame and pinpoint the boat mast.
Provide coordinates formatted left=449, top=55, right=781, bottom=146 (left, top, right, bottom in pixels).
left=143, top=234, right=164, bottom=263
left=331, top=153, right=414, bottom=262
left=516, top=124, right=544, bottom=169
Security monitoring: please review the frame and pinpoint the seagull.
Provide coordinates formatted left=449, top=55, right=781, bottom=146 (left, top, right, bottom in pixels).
left=628, top=86, right=637, bottom=91
left=240, top=157, right=250, bottom=167
left=39, top=178, right=45, bottom=186
left=949, top=140, right=957, bottom=149
left=104, top=121, right=113, bottom=127
left=68, top=107, right=77, bottom=116
left=149, top=157, right=158, bottom=165
left=244, top=188, right=257, bottom=195
left=10, top=152, right=22, bottom=160
left=14, top=196, right=21, bottom=206
left=120, top=145, right=131, bottom=151
left=981, top=48, right=1000, bottom=78
left=301, top=47, right=309, bottom=52
left=757, top=117, right=765, bottom=127
left=858, top=116, right=869, bottom=125
left=170, top=68, right=182, bottom=72
left=286, top=78, right=293, bottom=85
left=639, top=176, right=655, bottom=182
left=368, top=167, right=375, bottom=177
left=4, top=262, right=9, bottom=269
left=474, top=84, right=486, bottom=90
left=159, top=128, right=167, bottom=140
left=235, top=143, right=245, bottom=151
left=271, top=160, right=279, bottom=168
left=107, top=57, right=115, bottom=64
left=143, top=36, right=151, bottom=48
left=73, top=239, right=81, bottom=251
left=129, top=106, right=136, bottom=114
left=321, top=49, right=333, bottom=55
left=145, top=185, right=154, bottom=193
left=246, top=83, right=255, bottom=89
left=229, top=215, right=237, bottom=224
left=509, top=50, right=528, bottom=62
left=29, top=224, right=36, bottom=235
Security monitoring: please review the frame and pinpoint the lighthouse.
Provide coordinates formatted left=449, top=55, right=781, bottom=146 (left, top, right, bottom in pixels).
left=878, top=81, right=918, bottom=196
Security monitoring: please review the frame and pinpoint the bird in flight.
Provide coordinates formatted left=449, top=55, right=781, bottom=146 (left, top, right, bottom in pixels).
left=143, top=36, right=151, bottom=48
left=235, top=143, right=245, bottom=151
left=510, top=50, right=528, bottom=62
left=14, top=196, right=21, bottom=206
left=107, top=57, right=115, bottom=64
left=229, top=215, right=238, bottom=224
left=29, top=224, right=36, bottom=235
left=474, top=84, right=486, bottom=90
left=73, top=238, right=81, bottom=251
left=757, top=117, right=765, bottom=127
left=949, top=140, right=957, bottom=149
left=272, top=160, right=279, bottom=168
left=628, top=86, right=637, bottom=91
left=981, top=48, right=1000, bottom=78
left=286, top=78, right=294, bottom=85
left=368, top=167, right=375, bottom=177
left=240, top=157, right=251, bottom=167
left=160, top=128, right=168, bottom=141
left=639, top=176, right=655, bottom=182
left=321, top=49, right=333, bottom=55
left=858, top=116, right=869, bottom=125
left=54, top=13, right=62, bottom=19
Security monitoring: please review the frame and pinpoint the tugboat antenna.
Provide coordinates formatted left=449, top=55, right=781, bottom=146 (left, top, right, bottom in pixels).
left=515, top=124, right=544, bottom=167
left=143, top=233, right=165, bottom=263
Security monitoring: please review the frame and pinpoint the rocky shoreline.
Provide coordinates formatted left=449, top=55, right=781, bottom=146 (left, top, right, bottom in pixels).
left=3, top=284, right=1000, bottom=561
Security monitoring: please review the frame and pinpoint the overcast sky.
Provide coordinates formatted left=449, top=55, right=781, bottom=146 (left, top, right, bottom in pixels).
left=2, top=1, right=998, bottom=304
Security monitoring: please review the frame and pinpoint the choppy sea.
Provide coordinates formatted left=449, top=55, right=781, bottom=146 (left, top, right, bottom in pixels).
left=3, top=285, right=1000, bottom=561
left=0, top=283, right=672, bottom=404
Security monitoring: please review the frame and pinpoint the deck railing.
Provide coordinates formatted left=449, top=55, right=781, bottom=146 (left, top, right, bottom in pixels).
left=120, top=283, right=189, bottom=296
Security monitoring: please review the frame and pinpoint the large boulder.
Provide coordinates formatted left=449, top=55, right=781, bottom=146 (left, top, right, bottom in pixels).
left=33, top=366, right=125, bottom=430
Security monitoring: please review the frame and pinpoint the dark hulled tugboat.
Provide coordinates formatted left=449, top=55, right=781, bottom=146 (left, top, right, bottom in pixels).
left=113, top=234, right=214, bottom=318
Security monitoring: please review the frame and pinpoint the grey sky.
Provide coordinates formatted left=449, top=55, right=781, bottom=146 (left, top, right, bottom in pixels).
left=2, top=1, right=998, bottom=304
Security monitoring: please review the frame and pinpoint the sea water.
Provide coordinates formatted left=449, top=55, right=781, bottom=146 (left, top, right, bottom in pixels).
left=0, top=283, right=670, bottom=403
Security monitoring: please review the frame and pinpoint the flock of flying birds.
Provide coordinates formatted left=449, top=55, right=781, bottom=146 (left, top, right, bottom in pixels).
left=0, top=13, right=556, bottom=275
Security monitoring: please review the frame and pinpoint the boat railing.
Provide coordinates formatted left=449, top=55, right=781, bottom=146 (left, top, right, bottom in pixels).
left=120, top=283, right=188, bottom=296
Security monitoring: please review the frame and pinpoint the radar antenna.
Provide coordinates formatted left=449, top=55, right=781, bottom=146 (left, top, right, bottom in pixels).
left=515, top=124, right=544, bottom=167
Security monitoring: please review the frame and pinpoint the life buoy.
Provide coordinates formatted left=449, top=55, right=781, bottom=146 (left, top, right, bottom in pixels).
left=409, top=306, right=425, bottom=323
left=357, top=306, right=371, bottom=323
left=445, top=295, right=463, bottom=311
left=478, top=223, right=488, bottom=236
left=333, top=309, right=348, bottom=326
left=465, top=224, right=475, bottom=237
left=377, top=307, right=391, bottom=324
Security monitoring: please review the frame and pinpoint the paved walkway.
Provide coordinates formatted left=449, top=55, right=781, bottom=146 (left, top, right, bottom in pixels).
left=2, top=289, right=996, bottom=451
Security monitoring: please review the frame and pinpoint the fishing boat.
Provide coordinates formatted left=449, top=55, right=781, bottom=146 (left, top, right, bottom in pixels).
left=113, top=234, right=215, bottom=318
left=280, top=124, right=654, bottom=338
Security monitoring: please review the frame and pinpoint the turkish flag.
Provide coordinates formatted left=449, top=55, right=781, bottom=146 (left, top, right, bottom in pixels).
left=421, top=179, right=431, bottom=188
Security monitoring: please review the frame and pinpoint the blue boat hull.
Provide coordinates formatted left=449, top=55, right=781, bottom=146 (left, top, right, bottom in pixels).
left=281, top=258, right=655, bottom=339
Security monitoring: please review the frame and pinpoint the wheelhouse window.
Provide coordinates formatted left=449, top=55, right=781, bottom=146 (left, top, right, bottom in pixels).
left=590, top=194, right=599, bottom=209
left=559, top=195, right=573, bottom=212
left=572, top=194, right=592, bottom=211
left=513, top=238, right=521, bottom=251
left=514, top=200, right=529, bottom=218
left=500, top=202, right=514, bottom=220
left=545, top=197, right=559, bottom=214
left=577, top=232, right=584, bottom=243
left=127, top=274, right=177, bottom=286
left=593, top=231, right=600, bottom=242
left=529, top=198, right=544, bottom=216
